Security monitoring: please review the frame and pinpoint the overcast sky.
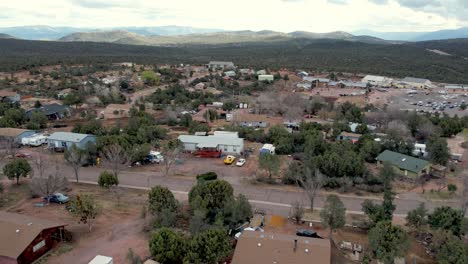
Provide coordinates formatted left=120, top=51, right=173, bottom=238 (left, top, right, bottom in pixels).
left=0, top=0, right=466, bottom=32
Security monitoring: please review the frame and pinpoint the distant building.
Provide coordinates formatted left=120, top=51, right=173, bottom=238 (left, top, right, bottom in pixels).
left=296, top=83, right=312, bottom=89
left=194, top=82, right=205, bottom=90
left=0, top=128, right=35, bottom=144
left=0, top=211, right=67, bottom=264
left=47, top=132, right=96, bottom=150
left=231, top=230, right=331, bottom=264
left=376, top=150, right=431, bottom=178
left=362, top=75, right=391, bottom=86
left=337, top=81, right=368, bottom=89
left=178, top=132, right=244, bottom=155
left=238, top=121, right=268, bottom=128
left=207, top=61, right=235, bottom=70
left=336, top=132, right=362, bottom=143
left=297, top=71, right=309, bottom=77
left=258, top=75, right=274, bottom=82
left=0, top=90, right=20, bottom=103
left=26, top=103, right=71, bottom=120
left=256, top=69, right=267, bottom=75
left=402, top=77, right=432, bottom=89
left=224, top=71, right=236, bottom=77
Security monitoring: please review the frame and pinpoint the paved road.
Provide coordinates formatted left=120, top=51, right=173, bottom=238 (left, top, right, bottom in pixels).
left=16, top=159, right=461, bottom=218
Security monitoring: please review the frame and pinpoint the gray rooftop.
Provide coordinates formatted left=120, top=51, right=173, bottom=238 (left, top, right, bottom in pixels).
left=402, top=77, right=430, bottom=84
left=47, top=132, right=95, bottom=143
left=178, top=134, right=243, bottom=147
left=208, top=61, right=234, bottom=66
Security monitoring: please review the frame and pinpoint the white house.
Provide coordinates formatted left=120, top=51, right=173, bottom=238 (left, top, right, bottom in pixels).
left=208, top=61, right=235, bottom=70
left=256, top=69, right=267, bottom=75
left=258, top=75, right=274, bottom=82
left=362, top=75, right=391, bottom=86
left=178, top=132, right=244, bottom=155
left=224, top=71, right=236, bottom=77
left=402, top=77, right=432, bottom=89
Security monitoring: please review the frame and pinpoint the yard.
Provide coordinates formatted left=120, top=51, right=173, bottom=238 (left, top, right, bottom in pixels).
left=0, top=181, right=151, bottom=264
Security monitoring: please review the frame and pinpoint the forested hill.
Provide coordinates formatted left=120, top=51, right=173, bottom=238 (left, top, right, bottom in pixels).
left=1, top=38, right=468, bottom=83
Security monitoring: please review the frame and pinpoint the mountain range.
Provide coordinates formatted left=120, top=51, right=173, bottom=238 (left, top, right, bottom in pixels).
left=58, top=29, right=393, bottom=46
left=353, top=27, right=468, bottom=41
left=1, top=25, right=468, bottom=42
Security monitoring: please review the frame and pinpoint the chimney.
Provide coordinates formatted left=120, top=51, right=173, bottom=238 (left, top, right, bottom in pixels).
left=294, top=239, right=298, bottom=252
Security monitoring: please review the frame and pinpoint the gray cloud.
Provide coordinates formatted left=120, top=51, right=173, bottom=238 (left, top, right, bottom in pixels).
left=368, top=0, right=388, bottom=4
left=396, top=0, right=441, bottom=8
left=69, top=0, right=134, bottom=9
left=328, top=0, right=348, bottom=4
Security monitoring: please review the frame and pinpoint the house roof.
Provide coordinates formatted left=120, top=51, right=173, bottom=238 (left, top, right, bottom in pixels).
left=231, top=231, right=331, bottom=264
left=0, top=90, right=17, bottom=97
left=0, top=211, right=66, bottom=259
left=48, top=132, right=95, bottom=143
left=303, top=77, right=330, bottom=83
left=27, top=103, right=69, bottom=116
left=362, top=75, right=385, bottom=82
left=178, top=134, right=243, bottom=147
left=339, top=131, right=362, bottom=138
left=0, top=128, right=34, bottom=138
left=402, top=77, right=430, bottom=84
left=376, top=150, right=430, bottom=173
left=208, top=61, right=234, bottom=66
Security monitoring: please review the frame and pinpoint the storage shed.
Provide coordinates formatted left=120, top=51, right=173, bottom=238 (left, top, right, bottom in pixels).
left=0, top=128, right=36, bottom=144
left=0, top=212, right=67, bottom=264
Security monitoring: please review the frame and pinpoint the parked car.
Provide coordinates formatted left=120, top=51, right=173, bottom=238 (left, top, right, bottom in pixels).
left=223, top=155, right=236, bottom=165
left=44, top=193, right=70, bottom=204
left=296, top=229, right=322, bottom=238
left=236, top=158, right=246, bottom=167
left=15, top=152, right=32, bottom=158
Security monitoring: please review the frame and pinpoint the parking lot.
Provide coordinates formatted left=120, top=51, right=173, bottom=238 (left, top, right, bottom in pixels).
left=380, top=89, right=467, bottom=116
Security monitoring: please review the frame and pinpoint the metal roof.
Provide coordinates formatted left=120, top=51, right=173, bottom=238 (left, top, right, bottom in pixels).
left=0, top=211, right=66, bottom=259
left=231, top=230, right=331, bottom=264
left=47, top=132, right=95, bottom=143
left=208, top=61, right=234, bottom=65
left=178, top=134, right=243, bottom=147
left=402, top=77, right=430, bottom=84
left=376, top=150, right=430, bottom=173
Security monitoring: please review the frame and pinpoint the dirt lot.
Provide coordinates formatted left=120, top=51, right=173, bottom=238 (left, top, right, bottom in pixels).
left=1, top=181, right=150, bottom=264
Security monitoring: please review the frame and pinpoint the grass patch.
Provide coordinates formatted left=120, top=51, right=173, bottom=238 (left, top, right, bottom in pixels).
left=422, top=190, right=456, bottom=200
left=0, top=183, right=30, bottom=209
left=464, top=128, right=468, bottom=140
left=51, top=244, right=73, bottom=256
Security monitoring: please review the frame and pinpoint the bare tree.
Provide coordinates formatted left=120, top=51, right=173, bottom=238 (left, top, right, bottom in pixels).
left=296, top=168, right=324, bottom=212
left=386, top=120, right=411, bottom=139
left=102, top=144, right=128, bottom=177
left=31, top=159, right=69, bottom=203
left=0, top=137, right=17, bottom=160
left=110, top=186, right=124, bottom=207
left=64, top=145, right=88, bottom=183
left=461, top=176, right=468, bottom=216
left=161, top=140, right=182, bottom=177
left=291, top=201, right=305, bottom=224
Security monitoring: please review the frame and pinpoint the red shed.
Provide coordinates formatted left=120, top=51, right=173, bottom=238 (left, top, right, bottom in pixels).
left=0, top=211, right=67, bottom=264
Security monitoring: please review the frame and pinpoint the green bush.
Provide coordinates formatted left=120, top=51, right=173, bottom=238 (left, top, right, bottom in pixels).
left=98, top=171, right=119, bottom=188
left=196, top=172, right=218, bottom=182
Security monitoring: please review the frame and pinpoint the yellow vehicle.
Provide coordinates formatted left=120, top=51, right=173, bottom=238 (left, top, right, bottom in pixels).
left=223, top=155, right=236, bottom=165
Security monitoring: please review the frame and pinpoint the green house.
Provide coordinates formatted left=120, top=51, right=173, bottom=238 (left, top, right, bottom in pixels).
left=376, top=150, right=431, bottom=178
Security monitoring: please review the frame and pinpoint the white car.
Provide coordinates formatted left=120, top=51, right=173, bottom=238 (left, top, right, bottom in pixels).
left=236, top=158, right=246, bottom=167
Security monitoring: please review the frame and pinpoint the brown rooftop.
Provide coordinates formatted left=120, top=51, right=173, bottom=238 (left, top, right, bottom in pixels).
left=231, top=231, right=331, bottom=264
left=0, top=90, right=17, bottom=97
left=0, top=128, right=34, bottom=138
left=339, top=131, right=362, bottom=138
left=0, top=211, right=66, bottom=259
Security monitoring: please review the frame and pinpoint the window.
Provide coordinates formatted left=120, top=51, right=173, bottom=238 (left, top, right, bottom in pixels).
left=33, top=240, right=46, bottom=252
left=224, top=146, right=228, bottom=151
left=233, top=147, right=237, bottom=152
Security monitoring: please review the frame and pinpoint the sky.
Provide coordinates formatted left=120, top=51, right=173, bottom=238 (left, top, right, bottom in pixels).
left=0, top=0, right=466, bottom=32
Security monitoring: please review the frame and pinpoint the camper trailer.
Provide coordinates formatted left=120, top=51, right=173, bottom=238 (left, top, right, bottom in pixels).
left=21, top=134, right=48, bottom=147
